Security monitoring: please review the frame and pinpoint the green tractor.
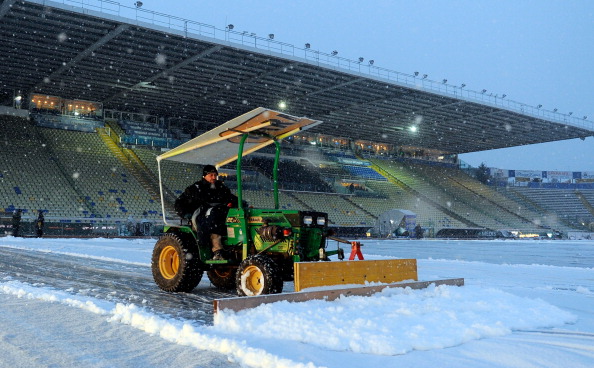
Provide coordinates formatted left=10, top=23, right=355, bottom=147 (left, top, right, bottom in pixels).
left=151, top=108, right=343, bottom=296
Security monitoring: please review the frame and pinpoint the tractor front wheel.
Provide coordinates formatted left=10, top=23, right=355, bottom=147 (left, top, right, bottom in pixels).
left=235, top=255, right=283, bottom=296
left=151, top=233, right=202, bottom=292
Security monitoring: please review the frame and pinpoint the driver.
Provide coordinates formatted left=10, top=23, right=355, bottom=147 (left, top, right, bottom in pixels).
left=174, top=165, right=238, bottom=260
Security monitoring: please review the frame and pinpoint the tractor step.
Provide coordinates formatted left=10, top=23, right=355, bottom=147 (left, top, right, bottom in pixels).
left=214, top=278, right=464, bottom=313
left=204, top=259, right=232, bottom=265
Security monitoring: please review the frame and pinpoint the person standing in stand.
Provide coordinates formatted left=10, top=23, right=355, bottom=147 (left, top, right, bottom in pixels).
left=11, top=209, right=22, bottom=237
left=35, top=210, right=45, bottom=237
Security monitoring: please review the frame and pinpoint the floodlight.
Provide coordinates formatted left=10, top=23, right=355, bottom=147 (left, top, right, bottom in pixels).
left=227, top=24, right=234, bottom=30
left=331, top=50, right=338, bottom=56
left=422, top=74, right=427, bottom=79
left=461, top=83, right=466, bottom=88
left=134, top=1, right=143, bottom=8
left=368, top=60, right=374, bottom=65
left=569, top=112, right=573, bottom=116
left=305, top=43, right=310, bottom=49
left=481, top=89, right=487, bottom=94
left=268, top=33, right=274, bottom=39
left=553, top=108, right=558, bottom=112
left=442, top=79, right=447, bottom=84
left=414, top=71, right=419, bottom=77
left=358, top=57, right=364, bottom=63
left=537, top=104, right=542, bottom=108
left=502, top=94, right=506, bottom=98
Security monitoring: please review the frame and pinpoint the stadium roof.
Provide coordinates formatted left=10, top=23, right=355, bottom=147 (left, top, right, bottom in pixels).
left=1, top=0, right=593, bottom=154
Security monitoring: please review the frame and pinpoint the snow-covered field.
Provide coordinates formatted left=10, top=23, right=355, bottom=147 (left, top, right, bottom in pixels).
left=1, top=237, right=593, bottom=368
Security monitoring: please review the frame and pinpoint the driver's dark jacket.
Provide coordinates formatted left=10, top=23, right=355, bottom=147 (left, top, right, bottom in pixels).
left=174, top=179, right=238, bottom=235
left=175, top=178, right=237, bottom=217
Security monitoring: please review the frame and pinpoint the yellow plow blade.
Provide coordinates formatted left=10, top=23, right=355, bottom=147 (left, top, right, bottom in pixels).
left=294, top=259, right=418, bottom=292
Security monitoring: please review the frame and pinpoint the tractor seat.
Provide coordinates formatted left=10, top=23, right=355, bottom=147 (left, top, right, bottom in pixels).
left=190, top=207, right=202, bottom=232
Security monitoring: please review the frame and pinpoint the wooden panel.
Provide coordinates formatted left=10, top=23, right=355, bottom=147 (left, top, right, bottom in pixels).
left=214, top=278, right=464, bottom=313
left=294, top=259, right=418, bottom=292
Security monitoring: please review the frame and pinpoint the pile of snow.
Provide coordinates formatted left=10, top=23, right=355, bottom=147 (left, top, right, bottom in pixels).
left=214, top=284, right=575, bottom=355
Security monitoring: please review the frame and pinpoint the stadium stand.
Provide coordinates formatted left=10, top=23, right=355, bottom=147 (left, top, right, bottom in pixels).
left=39, top=127, right=163, bottom=220
left=0, top=116, right=90, bottom=218
left=370, top=158, right=507, bottom=229
left=0, top=116, right=163, bottom=227
left=406, top=162, right=572, bottom=232
left=242, top=155, right=334, bottom=193
left=368, top=157, right=570, bottom=233
left=363, top=180, right=467, bottom=231
left=342, top=165, right=387, bottom=181
left=2, top=113, right=593, bottom=237
left=508, top=187, right=594, bottom=229
left=31, top=111, right=104, bottom=132
left=131, top=146, right=201, bottom=196
left=119, top=118, right=181, bottom=148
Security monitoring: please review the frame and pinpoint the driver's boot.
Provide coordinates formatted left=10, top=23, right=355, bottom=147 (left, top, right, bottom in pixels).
left=211, top=234, right=225, bottom=260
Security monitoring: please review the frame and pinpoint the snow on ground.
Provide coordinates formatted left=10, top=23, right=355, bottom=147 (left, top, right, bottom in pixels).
left=1, top=236, right=593, bottom=367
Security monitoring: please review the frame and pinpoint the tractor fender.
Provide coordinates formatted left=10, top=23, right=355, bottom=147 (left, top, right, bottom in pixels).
left=162, top=226, right=210, bottom=267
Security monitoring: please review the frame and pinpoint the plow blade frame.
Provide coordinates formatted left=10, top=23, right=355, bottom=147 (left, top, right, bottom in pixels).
left=214, top=278, right=464, bottom=313
left=294, top=259, right=418, bottom=292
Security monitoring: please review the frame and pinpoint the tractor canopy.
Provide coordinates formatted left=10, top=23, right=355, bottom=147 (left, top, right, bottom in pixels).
left=156, top=107, right=322, bottom=225
left=157, top=107, right=321, bottom=166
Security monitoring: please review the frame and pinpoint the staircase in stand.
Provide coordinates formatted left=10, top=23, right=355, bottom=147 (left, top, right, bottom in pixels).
left=370, top=162, right=480, bottom=229
left=342, top=196, right=377, bottom=219
left=575, top=190, right=594, bottom=218
left=284, top=191, right=318, bottom=212
left=96, top=127, right=176, bottom=216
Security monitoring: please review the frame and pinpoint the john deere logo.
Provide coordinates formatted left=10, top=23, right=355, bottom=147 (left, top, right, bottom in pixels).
left=226, top=216, right=263, bottom=223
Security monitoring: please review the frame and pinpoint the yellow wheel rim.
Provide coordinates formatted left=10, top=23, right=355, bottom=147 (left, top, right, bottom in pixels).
left=159, top=245, right=179, bottom=279
left=243, top=265, right=263, bottom=294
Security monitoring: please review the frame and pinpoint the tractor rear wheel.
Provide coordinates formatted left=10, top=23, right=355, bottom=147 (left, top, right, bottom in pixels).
left=151, top=233, right=203, bottom=292
left=207, top=267, right=237, bottom=290
left=236, top=255, right=283, bottom=296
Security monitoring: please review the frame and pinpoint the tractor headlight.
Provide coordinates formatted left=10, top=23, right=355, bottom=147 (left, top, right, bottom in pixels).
left=303, top=216, right=313, bottom=225
left=316, top=217, right=326, bottom=226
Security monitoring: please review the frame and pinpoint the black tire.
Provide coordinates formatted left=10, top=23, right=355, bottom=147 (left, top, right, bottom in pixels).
left=207, top=266, right=237, bottom=290
left=235, top=255, right=283, bottom=296
left=151, top=233, right=203, bottom=292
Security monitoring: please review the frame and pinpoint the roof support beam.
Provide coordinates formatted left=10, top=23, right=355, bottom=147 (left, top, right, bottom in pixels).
left=30, top=24, right=129, bottom=94
left=303, top=77, right=365, bottom=98
left=198, top=62, right=297, bottom=102
left=102, top=44, right=224, bottom=104
left=0, top=0, right=16, bottom=20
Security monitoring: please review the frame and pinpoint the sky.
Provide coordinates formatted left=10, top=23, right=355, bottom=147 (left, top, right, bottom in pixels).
left=1, top=236, right=594, bottom=367
left=122, top=0, right=594, bottom=172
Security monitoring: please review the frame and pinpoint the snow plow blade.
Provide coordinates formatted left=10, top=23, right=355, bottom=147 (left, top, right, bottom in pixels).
left=294, top=259, right=418, bottom=292
left=214, top=278, right=464, bottom=313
